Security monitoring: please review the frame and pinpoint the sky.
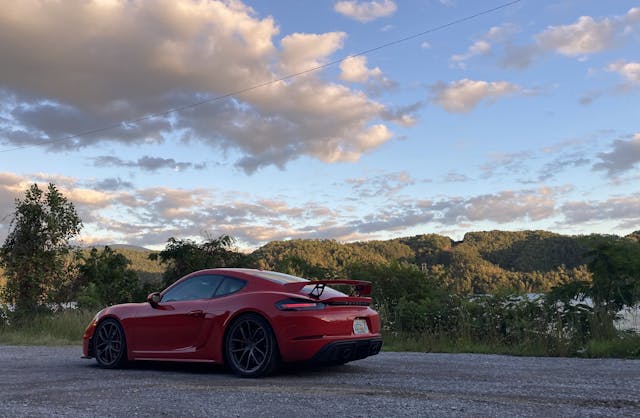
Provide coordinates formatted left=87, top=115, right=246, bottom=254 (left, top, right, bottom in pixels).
left=0, top=0, right=639, bottom=250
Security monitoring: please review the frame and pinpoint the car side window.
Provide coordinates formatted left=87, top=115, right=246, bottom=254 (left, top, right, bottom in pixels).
left=215, top=277, right=246, bottom=297
left=162, top=275, right=224, bottom=302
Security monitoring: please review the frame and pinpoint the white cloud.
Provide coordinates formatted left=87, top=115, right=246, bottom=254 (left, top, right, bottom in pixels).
left=2, top=171, right=636, bottom=249
left=334, top=0, right=397, bottom=23
left=431, top=79, right=521, bottom=113
left=607, top=60, right=640, bottom=84
left=500, top=8, right=639, bottom=69
left=280, top=32, right=346, bottom=74
left=536, top=15, right=616, bottom=57
left=340, top=56, right=383, bottom=83
left=451, top=40, right=491, bottom=67
left=0, top=0, right=399, bottom=173
left=451, top=24, right=519, bottom=68
left=625, top=7, right=640, bottom=26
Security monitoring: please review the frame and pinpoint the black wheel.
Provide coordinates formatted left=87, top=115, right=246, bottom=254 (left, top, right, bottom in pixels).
left=224, top=313, right=278, bottom=377
left=94, top=318, right=127, bottom=368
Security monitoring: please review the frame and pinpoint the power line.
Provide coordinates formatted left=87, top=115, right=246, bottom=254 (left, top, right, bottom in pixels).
left=0, top=0, right=522, bottom=154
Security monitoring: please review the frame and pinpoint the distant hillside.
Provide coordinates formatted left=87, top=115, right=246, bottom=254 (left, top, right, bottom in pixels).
left=248, top=230, right=626, bottom=294
left=4, top=230, right=636, bottom=295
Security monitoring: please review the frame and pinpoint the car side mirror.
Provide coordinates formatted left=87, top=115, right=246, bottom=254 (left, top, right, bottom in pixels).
left=147, top=292, right=161, bottom=307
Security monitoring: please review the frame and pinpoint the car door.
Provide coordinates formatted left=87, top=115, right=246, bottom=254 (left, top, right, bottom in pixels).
left=129, top=274, right=224, bottom=358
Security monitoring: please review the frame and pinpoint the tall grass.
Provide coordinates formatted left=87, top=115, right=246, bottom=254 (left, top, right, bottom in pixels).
left=0, top=310, right=94, bottom=345
left=381, top=331, right=577, bottom=357
left=0, top=308, right=638, bottom=359
left=381, top=329, right=640, bottom=358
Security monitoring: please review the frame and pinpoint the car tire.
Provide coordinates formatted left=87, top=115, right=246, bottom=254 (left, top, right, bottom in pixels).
left=94, top=318, right=128, bottom=369
left=224, top=313, right=279, bottom=378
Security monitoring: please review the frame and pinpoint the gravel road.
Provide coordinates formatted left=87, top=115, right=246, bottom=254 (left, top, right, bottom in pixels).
left=0, top=346, right=639, bottom=417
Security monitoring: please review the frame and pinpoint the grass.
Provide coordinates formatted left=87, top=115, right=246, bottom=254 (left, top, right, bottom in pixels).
left=584, top=333, right=640, bottom=358
left=0, top=310, right=94, bottom=345
left=2, top=312, right=639, bottom=359
left=381, top=330, right=640, bottom=359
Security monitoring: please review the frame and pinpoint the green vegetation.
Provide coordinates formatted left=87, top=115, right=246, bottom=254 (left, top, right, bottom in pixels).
left=149, top=235, right=245, bottom=287
left=76, top=246, right=156, bottom=309
left=0, top=183, right=82, bottom=318
left=0, top=309, right=94, bottom=345
left=1, top=183, right=639, bottom=357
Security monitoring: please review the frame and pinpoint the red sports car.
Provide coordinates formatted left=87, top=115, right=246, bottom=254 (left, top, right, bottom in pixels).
left=82, top=268, right=382, bottom=377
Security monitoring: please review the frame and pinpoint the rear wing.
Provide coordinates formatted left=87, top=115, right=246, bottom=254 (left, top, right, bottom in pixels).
left=283, top=279, right=372, bottom=299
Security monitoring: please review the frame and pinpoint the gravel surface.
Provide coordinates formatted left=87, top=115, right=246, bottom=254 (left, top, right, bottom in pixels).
left=1, top=346, right=639, bottom=417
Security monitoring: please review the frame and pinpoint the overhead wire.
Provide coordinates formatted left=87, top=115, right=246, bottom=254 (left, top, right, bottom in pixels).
left=0, top=0, right=522, bottom=154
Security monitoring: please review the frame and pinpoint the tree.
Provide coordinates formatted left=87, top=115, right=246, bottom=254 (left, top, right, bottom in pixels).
left=586, top=240, right=640, bottom=337
left=76, top=246, right=150, bottom=308
left=548, top=239, right=640, bottom=339
left=0, top=183, right=82, bottom=317
left=150, top=235, right=245, bottom=286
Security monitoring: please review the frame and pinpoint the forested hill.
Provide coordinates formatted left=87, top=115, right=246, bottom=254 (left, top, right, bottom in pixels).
left=249, top=230, right=637, bottom=294
left=109, top=230, right=639, bottom=294
left=253, top=230, right=593, bottom=271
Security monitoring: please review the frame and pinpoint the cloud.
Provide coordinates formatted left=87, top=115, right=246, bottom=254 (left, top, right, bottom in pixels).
left=339, top=55, right=396, bottom=95
left=432, top=188, right=558, bottom=225
left=93, top=178, right=135, bottom=192
left=93, top=156, right=205, bottom=172
left=561, top=194, right=640, bottom=226
left=627, top=8, right=640, bottom=25
left=334, top=0, right=397, bottom=23
left=451, top=24, right=519, bottom=68
left=534, top=156, right=590, bottom=183
left=431, top=79, right=522, bottom=113
left=536, top=16, right=616, bottom=57
left=501, top=44, right=542, bottom=70
left=593, top=134, right=640, bottom=176
left=280, top=32, right=346, bottom=74
left=607, top=60, right=640, bottom=84
left=346, top=171, right=415, bottom=198
left=2, top=170, right=635, bottom=249
left=478, top=133, right=606, bottom=184
left=380, top=102, right=422, bottom=127
left=451, top=40, right=491, bottom=68
left=340, top=56, right=383, bottom=83
left=0, top=0, right=398, bottom=173
left=501, top=8, right=640, bottom=69
left=442, top=172, right=471, bottom=183
left=480, top=150, right=533, bottom=179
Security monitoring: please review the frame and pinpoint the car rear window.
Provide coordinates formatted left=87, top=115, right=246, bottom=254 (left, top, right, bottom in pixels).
left=250, top=270, right=309, bottom=284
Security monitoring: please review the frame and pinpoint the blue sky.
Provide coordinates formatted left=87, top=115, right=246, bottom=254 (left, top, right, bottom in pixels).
left=0, top=0, right=639, bottom=250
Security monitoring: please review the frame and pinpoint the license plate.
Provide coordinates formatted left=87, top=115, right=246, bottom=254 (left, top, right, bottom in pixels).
left=353, top=319, right=369, bottom=335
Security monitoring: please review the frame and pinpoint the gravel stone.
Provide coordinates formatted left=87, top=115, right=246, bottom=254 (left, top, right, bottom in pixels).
left=1, top=346, right=639, bottom=417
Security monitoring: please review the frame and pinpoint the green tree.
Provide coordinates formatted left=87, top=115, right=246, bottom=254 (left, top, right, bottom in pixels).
left=587, top=240, right=640, bottom=337
left=76, top=246, right=150, bottom=308
left=150, top=235, right=245, bottom=286
left=0, top=183, right=82, bottom=317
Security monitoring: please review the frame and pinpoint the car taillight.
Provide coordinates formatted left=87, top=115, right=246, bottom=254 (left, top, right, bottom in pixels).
left=276, top=298, right=326, bottom=311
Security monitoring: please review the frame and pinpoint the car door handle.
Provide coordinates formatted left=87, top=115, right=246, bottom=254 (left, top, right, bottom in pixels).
left=188, top=310, right=204, bottom=317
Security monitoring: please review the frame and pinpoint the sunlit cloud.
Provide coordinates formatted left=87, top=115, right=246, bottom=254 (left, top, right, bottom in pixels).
left=334, top=0, right=397, bottom=23
left=431, top=79, right=522, bottom=113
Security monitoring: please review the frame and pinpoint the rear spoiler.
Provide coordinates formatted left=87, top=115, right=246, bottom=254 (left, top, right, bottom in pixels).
left=283, top=279, right=372, bottom=298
